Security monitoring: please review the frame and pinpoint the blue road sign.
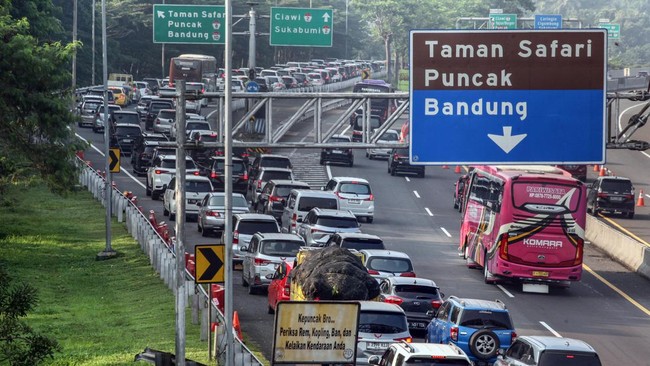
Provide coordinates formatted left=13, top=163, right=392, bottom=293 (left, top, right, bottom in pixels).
left=535, top=15, right=562, bottom=29
left=409, top=30, right=607, bottom=165
left=246, top=81, right=260, bottom=93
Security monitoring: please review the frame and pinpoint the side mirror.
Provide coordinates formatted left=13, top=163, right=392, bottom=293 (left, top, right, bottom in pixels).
left=240, top=246, right=248, bottom=252
left=296, top=217, right=303, bottom=223
left=368, top=355, right=381, bottom=365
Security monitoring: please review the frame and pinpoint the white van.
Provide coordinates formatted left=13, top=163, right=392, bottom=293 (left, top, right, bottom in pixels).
left=280, top=190, right=339, bottom=234
left=323, top=177, right=375, bottom=223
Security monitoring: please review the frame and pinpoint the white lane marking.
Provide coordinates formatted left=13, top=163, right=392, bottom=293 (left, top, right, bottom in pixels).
left=207, top=108, right=220, bottom=119
left=440, top=227, right=452, bottom=238
left=404, top=177, right=410, bottom=182
left=326, top=164, right=332, bottom=180
left=539, top=321, right=562, bottom=338
left=497, top=285, right=515, bottom=298
left=76, top=133, right=146, bottom=189
left=424, top=207, right=433, bottom=216
left=413, top=190, right=420, bottom=198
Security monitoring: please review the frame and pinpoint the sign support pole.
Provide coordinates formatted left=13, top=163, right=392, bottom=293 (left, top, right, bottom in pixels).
left=224, top=0, right=235, bottom=365
left=174, top=80, right=187, bottom=366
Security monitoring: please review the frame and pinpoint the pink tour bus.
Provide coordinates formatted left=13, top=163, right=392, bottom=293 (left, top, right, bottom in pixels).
left=459, top=165, right=587, bottom=292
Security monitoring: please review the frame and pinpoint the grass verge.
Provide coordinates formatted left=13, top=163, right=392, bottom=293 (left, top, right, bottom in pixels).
left=0, top=182, right=214, bottom=365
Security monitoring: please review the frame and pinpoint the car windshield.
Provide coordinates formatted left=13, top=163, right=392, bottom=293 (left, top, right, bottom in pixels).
left=114, top=126, right=141, bottom=136
left=114, top=113, right=139, bottom=124
left=261, top=158, right=292, bottom=169
left=316, top=217, right=358, bottom=229
left=158, top=110, right=175, bottom=119
left=237, top=221, right=279, bottom=235
left=297, top=197, right=338, bottom=211
left=84, top=101, right=101, bottom=110
left=459, top=310, right=513, bottom=329
left=187, top=122, right=210, bottom=130
left=213, top=161, right=246, bottom=174
left=354, top=116, right=381, bottom=130
left=186, top=83, right=204, bottom=91
left=358, top=311, right=407, bottom=334
left=209, top=195, right=247, bottom=207
left=538, top=351, right=602, bottom=366
left=261, top=241, right=302, bottom=257
left=404, top=359, right=470, bottom=365
left=341, top=239, right=385, bottom=250
left=161, top=159, right=196, bottom=169
left=329, top=137, right=349, bottom=143
left=380, top=132, right=399, bottom=141
left=600, top=180, right=632, bottom=193
left=185, top=181, right=212, bottom=192
left=394, top=285, right=439, bottom=298
left=366, top=257, right=412, bottom=273
left=276, top=185, right=308, bottom=197
left=339, top=183, right=371, bottom=195
left=262, top=171, right=292, bottom=181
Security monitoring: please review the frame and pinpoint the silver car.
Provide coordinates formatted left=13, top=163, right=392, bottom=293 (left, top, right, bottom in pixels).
left=495, top=336, right=602, bottom=366
left=296, top=208, right=361, bottom=247
left=356, top=301, right=412, bottom=365
left=153, top=109, right=175, bottom=135
left=323, top=177, right=375, bottom=223
left=241, top=232, right=304, bottom=294
left=232, top=214, right=281, bottom=265
left=197, top=192, right=249, bottom=237
left=366, top=129, right=400, bottom=160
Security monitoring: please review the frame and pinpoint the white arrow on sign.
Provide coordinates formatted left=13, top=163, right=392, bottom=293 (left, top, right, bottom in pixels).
left=487, top=126, right=527, bottom=154
left=157, top=10, right=165, bottom=18
left=322, top=13, right=330, bottom=22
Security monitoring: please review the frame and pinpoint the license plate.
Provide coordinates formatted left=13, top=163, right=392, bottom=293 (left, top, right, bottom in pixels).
left=610, top=197, right=624, bottom=202
left=409, top=322, right=426, bottom=329
left=366, top=342, right=389, bottom=350
left=332, top=149, right=343, bottom=154
left=532, top=271, right=549, bottom=277
left=348, top=199, right=361, bottom=204
left=122, top=139, right=132, bottom=143
left=188, top=199, right=197, bottom=204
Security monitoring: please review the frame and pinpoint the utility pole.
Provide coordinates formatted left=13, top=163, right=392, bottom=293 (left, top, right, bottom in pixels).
left=72, top=0, right=77, bottom=92
left=174, top=81, right=187, bottom=366
left=92, top=0, right=95, bottom=85
left=247, top=2, right=258, bottom=70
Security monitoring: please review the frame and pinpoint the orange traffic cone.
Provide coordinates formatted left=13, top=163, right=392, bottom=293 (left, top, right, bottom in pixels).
left=454, top=165, right=462, bottom=174
left=599, top=166, right=606, bottom=176
left=442, top=165, right=449, bottom=169
left=593, top=164, right=600, bottom=172
left=233, top=311, right=242, bottom=340
left=637, top=189, right=645, bottom=207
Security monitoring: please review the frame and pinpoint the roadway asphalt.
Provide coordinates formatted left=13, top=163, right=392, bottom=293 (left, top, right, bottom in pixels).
left=75, top=96, right=650, bottom=366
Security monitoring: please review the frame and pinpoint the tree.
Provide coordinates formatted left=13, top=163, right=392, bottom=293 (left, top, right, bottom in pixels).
left=0, top=265, right=60, bottom=365
left=0, top=0, right=85, bottom=195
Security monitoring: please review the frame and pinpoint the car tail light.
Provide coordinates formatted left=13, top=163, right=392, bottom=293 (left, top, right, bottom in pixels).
left=310, top=228, right=322, bottom=234
left=240, top=172, right=248, bottom=180
left=399, top=271, right=416, bottom=277
left=450, top=327, right=458, bottom=342
left=270, top=195, right=282, bottom=202
left=155, top=118, right=161, bottom=125
left=233, top=230, right=239, bottom=244
left=366, top=194, right=374, bottom=201
left=511, top=331, right=517, bottom=342
left=257, top=180, right=263, bottom=189
left=216, top=150, right=224, bottom=156
left=573, top=239, right=583, bottom=266
left=367, top=269, right=380, bottom=275
left=254, top=258, right=271, bottom=266
left=206, top=210, right=221, bottom=217
left=210, top=171, right=218, bottom=179
left=394, top=336, right=411, bottom=343
left=193, top=171, right=200, bottom=176
left=498, top=233, right=509, bottom=261
left=242, top=152, right=249, bottom=158
left=283, top=282, right=291, bottom=297
left=597, top=193, right=608, bottom=198
left=431, top=299, right=443, bottom=309
left=154, top=169, right=168, bottom=174
left=291, top=213, right=298, bottom=229
left=202, top=88, right=205, bottom=93
left=384, top=296, right=403, bottom=305
left=625, top=194, right=634, bottom=200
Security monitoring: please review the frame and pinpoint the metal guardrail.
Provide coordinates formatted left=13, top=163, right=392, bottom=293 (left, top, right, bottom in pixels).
left=77, top=159, right=264, bottom=366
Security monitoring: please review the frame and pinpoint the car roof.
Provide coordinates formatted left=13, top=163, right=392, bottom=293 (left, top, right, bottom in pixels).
left=519, top=336, right=597, bottom=353
left=234, top=213, right=277, bottom=221
left=158, top=154, right=193, bottom=161
left=260, top=167, right=293, bottom=173
left=291, top=190, right=337, bottom=198
left=254, top=233, right=304, bottom=242
left=268, top=179, right=310, bottom=187
left=205, top=192, right=247, bottom=200
left=330, top=134, right=351, bottom=141
left=311, top=208, right=356, bottom=218
left=384, top=276, right=438, bottom=287
left=211, top=156, right=245, bottom=163
left=113, top=111, right=139, bottom=115
left=597, top=176, right=632, bottom=182
left=359, top=249, right=410, bottom=259
left=333, top=232, right=382, bottom=240
left=113, top=123, right=141, bottom=128
left=171, top=175, right=210, bottom=182
left=331, top=177, right=370, bottom=184
left=448, top=296, right=508, bottom=311
left=258, top=153, right=291, bottom=160
left=358, top=300, right=404, bottom=313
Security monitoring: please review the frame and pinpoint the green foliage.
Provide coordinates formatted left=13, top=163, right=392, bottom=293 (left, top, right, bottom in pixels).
left=0, top=264, right=60, bottom=365
left=0, top=3, right=85, bottom=196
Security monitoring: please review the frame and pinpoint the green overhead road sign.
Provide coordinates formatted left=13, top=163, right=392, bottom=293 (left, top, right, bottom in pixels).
left=153, top=4, right=225, bottom=44
left=270, top=7, right=333, bottom=47
left=490, top=14, right=518, bottom=29
left=598, top=23, right=620, bottom=39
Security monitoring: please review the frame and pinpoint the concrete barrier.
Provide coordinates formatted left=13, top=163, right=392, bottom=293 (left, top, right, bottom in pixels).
left=586, top=215, right=650, bottom=280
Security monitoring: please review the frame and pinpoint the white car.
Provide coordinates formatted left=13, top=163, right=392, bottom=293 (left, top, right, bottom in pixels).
left=146, top=154, right=199, bottom=200
left=323, top=176, right=375, bottom=223
left=162, top=175, right=213, bottom=221
left=186, top=82, right=207, bottom=107
left=307, top=73, right=325, bottom=86
left=366, top=129, right=400, bottom=160
left=153, top=109, right=175, bottom=135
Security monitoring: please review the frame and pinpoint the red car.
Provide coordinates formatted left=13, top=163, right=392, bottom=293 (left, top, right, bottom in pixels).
left=267, top=261, right=293, bottom=314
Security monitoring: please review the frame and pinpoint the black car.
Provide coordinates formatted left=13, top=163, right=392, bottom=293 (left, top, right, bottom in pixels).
left=145, top=99, right=174, bottom=131
left=255, top=179, right=311, bottom=221
left=351, top=114, right=382, bottom=142
left=320, top=134, right=353, bottom=166
left=252, top=78, right=270, bottom=92
left=556, top=164, right=587, bottom=182
left=131, top=137, right=168, bottom=176
left=110, top=123, right=143, bottom=156
left=187, top=130, right=219, bottom=170
left=453, top=174, right=469, bottom=212
left=587, top=176, right=635, bottom=218
left=112, top=111, right=140, bottom=127
left=378, top=277, right=444, bottom=332
left=208, top=156, right=249, bottom=194
left=248, top=154, right=293, bottom=183
left=388, top=148, right=424, bottom=177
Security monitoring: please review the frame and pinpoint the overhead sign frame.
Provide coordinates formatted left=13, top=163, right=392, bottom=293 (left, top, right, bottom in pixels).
left=408, top=29, right=607, bottom=165
left=272, top=301, right=359, bottom=364
left=152, top=4, right=226, bottom=44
